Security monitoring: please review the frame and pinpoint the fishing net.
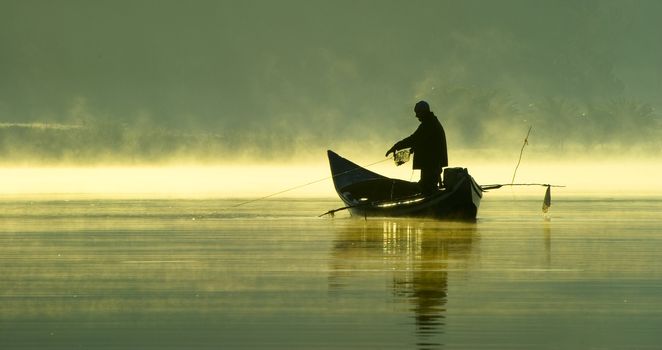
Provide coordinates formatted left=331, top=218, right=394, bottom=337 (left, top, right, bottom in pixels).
left=393, top=149, right=410, bottom=166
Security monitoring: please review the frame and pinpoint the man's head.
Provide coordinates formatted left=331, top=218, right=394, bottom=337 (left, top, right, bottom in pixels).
left=414, top=100, right=430, bottom=118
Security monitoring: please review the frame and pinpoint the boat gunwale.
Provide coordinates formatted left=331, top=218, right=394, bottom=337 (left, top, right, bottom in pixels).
left=327, top=150, right=482, bottom=219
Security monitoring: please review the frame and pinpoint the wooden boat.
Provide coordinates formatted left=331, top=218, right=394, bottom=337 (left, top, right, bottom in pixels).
left=327, top=150, right=483, bottom=220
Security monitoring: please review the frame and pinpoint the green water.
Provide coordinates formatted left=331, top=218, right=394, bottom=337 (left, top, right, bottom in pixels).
left=1, top=196, right=661, bottom=349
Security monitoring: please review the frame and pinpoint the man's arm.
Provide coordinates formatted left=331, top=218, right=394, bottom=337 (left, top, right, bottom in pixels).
left=385, top=126, right=422, bottom=157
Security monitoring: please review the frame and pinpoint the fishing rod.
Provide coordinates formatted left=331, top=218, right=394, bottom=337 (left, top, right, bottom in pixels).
left=231, top=156, right=393, bottom=208
left=481, top=183, right=565, bottom=191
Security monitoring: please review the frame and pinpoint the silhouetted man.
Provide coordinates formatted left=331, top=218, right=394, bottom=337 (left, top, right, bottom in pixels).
left=385, top=101, right=448, bottom=195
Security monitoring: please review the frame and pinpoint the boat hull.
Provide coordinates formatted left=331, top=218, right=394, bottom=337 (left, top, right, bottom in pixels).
left=328, top=150, right=482, bottom=220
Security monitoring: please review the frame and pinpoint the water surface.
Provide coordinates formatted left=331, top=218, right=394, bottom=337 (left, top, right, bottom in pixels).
left=1, top=196, right=661, bottom=349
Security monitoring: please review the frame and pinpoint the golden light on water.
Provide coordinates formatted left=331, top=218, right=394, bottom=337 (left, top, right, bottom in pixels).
left=1, top=160, right=661, bottom=198
left=467, top=160, right=662, bottom=196
left=0, top=165, right=333, bottom=198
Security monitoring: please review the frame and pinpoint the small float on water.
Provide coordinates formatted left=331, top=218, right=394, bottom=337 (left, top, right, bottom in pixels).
left=323, top=150, right=483, bottom=220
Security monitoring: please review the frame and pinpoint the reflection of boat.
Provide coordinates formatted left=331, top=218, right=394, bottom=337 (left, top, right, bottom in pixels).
left=329, top=220, right=476, bottom=349
left=327, top=150, right=483, bottom=220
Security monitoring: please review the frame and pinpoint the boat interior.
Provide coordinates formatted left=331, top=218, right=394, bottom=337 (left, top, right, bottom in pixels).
left=339, top=178, right=424, bottom=202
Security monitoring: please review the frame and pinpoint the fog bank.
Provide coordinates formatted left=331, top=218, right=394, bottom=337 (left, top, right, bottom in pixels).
left=2, top=0, right=661, bottom=165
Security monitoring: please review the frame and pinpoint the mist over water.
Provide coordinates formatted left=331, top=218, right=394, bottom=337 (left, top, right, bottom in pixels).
left=1, top=0, right=662, bottom=166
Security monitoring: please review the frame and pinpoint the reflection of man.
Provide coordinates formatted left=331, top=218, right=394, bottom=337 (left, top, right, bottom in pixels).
left=385, top=101, right=448, bottom=195
left=329, top=221, right=475, bottom=348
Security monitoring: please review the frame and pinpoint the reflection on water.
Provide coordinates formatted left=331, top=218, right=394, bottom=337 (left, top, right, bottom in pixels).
left=330, top=220, right=476, bottom=349
left=2, top=197, right=662, bottom=349
left=544, top=222, right=552, bottom=267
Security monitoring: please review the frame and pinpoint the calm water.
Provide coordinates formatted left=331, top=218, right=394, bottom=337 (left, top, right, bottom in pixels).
left=1, top=195, right=662, bottom=349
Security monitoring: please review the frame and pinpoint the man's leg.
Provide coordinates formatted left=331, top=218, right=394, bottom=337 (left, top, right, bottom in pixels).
left=419, top=167, right=441, bottom=195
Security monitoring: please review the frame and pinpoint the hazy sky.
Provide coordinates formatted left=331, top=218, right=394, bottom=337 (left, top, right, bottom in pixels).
left=2, top=0, right=661, bottom=164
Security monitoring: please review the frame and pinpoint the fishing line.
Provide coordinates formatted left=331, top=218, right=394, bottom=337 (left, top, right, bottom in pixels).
left=231, top=157, right=393, bottom=208
left=511, top=125, right=532, bottom=184
left=484, top=125, right=566, bottom=215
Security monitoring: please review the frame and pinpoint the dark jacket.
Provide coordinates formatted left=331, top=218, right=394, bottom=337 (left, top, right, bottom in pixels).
left=392, top=112, right=448, bottom=170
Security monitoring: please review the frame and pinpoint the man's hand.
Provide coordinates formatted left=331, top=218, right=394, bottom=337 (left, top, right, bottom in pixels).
left=385, top=146, right=396, bottom=157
